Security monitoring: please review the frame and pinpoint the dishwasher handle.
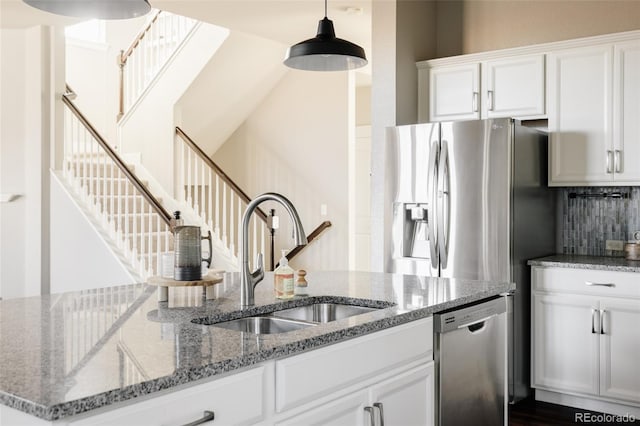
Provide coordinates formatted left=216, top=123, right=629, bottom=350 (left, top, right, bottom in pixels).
left=457, top=313, right=497, bottom=331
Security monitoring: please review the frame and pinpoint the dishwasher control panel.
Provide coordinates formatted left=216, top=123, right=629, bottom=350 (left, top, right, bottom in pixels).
left=434, top=296, right=506, bottom=333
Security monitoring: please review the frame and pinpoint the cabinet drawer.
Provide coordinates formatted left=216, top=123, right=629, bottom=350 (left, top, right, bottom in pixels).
left=532, top=267, right=640, bottom=298
left=69, top=366, right=266, bottom=426
left=275, top=317, right=433, bottom=413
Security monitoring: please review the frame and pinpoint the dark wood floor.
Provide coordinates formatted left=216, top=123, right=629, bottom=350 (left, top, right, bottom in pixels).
left=509, top=397, right=639, bottom=425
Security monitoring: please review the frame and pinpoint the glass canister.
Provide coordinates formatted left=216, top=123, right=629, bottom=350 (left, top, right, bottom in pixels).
left=174, top=226, right=212, bottom=281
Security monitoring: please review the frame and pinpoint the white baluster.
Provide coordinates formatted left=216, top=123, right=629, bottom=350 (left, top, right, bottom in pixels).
left=109, top=162, right=115, bottom=236
left=132, top=176, right=138, bottom=274
left=215, top=174, right=220, bottom=238
left=222, top=182, right=227, bottom=247
left=193, top=154, right=200, bottom=214
left=229, top=191, right=235, bottom=257
left=147, top=204, right=153, bottom=276
left=207, top=166, right=213, bottom=229
left=200, top=156, right=205, bottom=218
left=124, top=170, right=130, bottom=255
left=102, top=148, right=108, bottom=222
left=187, top=147, right=192, bottom=205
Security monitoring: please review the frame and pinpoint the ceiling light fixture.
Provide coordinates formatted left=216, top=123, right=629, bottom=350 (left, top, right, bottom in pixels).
left=284, top=0, right=367, bottom=72
left=22, top=0, right=151, bottom=20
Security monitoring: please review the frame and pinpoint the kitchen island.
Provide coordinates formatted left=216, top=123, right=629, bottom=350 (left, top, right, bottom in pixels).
left=0, top=271, right=513, bottom=425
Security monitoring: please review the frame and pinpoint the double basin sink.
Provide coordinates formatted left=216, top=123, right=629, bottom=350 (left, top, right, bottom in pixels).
left=205, top=303, right=381, bottom=335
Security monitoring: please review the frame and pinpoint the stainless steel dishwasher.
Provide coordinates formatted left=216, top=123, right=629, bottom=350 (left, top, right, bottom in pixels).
left=434, top=296, right=507, bottom=426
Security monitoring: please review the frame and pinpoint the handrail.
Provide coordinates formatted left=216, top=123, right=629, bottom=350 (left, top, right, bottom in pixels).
left=62, top=94, right=172, bottom=226
left=120, top=9, right=162, bottom=64
left=175, top=126, right=268, bottom=222
left=64, top=84, right=77, bottom=100
left=281, top=220, right=333, bottom=265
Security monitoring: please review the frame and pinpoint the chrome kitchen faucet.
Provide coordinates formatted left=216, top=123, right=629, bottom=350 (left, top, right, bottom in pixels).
left=240, top=193, right=307, bottom=308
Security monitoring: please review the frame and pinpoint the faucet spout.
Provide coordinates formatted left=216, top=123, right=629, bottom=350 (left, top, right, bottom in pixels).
left=240, top=193, right=307, bottom=308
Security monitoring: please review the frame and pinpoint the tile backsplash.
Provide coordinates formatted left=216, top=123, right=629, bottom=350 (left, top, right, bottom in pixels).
left=560, top=187, right=640, bottom=256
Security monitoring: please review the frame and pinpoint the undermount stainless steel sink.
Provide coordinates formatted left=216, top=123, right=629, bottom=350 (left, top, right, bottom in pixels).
left=203, top=302, right=384, bottom=335
left=270, top=303, right=379, bottom=323
left=211, top=316, right=314, bottom=334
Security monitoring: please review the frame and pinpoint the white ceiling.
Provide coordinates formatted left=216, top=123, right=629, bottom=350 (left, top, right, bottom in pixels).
left=0, top=0, right=372, bottom=64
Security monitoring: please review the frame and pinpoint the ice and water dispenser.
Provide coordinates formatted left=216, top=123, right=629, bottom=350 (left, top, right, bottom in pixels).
left=399, top=203, right=430, bottom=259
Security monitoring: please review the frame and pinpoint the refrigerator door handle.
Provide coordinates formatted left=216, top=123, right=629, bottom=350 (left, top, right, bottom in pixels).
left=437, top=140, right=450, bottom=268
left=428, top=140, right=439, bottom=269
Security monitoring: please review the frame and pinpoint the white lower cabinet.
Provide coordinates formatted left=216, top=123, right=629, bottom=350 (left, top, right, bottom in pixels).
left=531, top=266, right=640, bottom=415
left=599, top=298, right=640, bottom=402
left=275, top=390, right=369, bottom=426
left=532, top=293, right=599, bottom=395
left=369, top=363, right=434, bottom=426
left=276, top=363, right=435, bottom=426
left=69, top=366, right=267, bottom=426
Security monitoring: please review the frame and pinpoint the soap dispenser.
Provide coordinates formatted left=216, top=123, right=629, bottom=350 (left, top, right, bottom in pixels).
left=274, top=250, right=294, bottom=299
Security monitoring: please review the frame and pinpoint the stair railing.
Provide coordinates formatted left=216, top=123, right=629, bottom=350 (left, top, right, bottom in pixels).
left=118, top=10, right=198, bottom=120
left=175, top=127, right=270, bottom=267
left=283, top=220, right=332, bottom=265
left=62, top=92, right=173, bottom=279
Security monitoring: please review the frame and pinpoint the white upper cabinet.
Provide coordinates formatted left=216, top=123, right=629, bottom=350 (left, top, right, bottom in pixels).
left=419, top=54, right=545, bottom=122
left=427, top=63, right=480, bottom=122
left=548, top=39, right=640, bottom=186
left=418, top=30, right=640, bottom=186
left=613, top=40, right=640, bottom=183
left=548, top=44, right=613, bottom=185
left=483, top=55, right=545, bottom=118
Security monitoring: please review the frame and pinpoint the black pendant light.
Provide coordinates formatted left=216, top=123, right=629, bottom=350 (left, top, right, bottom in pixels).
left=23, top=0, right=151, bottom=20
left=284, top=0, right=367, bottom=71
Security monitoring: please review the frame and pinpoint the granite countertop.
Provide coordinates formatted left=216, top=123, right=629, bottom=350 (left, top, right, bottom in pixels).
left=0, top=271, right=513, bottom=421
left=528, top=254, right=640, bottom=273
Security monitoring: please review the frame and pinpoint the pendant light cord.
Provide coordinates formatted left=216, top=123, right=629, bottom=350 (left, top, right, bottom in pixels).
left=324, top=0, right=327, bottom=18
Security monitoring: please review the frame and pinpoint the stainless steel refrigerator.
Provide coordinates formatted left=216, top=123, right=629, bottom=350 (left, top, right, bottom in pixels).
left=387, top=118, right=556, bottom=403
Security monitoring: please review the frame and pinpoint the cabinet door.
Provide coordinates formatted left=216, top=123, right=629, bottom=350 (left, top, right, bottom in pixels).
left=275, top=390, right=368, bottom=426
left=483, top=54, right=545, bottom=118
left=369, top=362, right=435, bottom=426
left=429, top=64, right=480, bottom=122
left=613, top=40, right=640, bottom=183
left=69, top=367, right=266, bottom=426
left=548, top=45, right=613, bottom=186
left=599, top=298, right=640, bottom=403
left=532, top=294, right=599, bottom=396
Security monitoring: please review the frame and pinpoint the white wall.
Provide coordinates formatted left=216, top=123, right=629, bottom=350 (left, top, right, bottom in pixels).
left=50, top=173, right=135, bottom=293
left=176, top=31, right=288, bottom=157
left=0, top=26, right=60, bottom=299
left=213, top=70, right=351, bottom=271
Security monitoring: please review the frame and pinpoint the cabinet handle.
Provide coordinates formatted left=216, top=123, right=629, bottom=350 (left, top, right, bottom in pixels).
left=591, top=308, right=598, bottom=334
left=606, top=150, right=613, bottom=173
left=487, top=90, right=494, bottom=111
left=374, top=402, right=385, bottom=426
left=472, top=92, right=479, bottom=112
left=600, top=309, right=606, bottom=335
left=179, top=410, right=215, bottom=426
left=585, top=281, right=615, bottom=287
left=364, top=406, right=375, bottom=426
left=614, top=150, right=622, bottom=173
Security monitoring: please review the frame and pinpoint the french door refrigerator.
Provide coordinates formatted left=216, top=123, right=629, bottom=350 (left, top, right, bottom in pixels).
left=387, top=118, right=556, bottom=403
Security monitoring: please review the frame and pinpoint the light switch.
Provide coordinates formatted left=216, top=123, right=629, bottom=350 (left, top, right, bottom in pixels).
left=320, top=204, right=327, bottom=216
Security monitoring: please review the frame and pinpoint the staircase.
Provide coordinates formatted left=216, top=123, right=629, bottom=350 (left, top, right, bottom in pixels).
left=62, top=94, right=173, bottom=280
left=59, top=11, right=332, bottom=284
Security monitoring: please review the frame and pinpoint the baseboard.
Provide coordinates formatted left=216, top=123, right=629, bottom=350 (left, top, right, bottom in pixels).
left=535, top=389, right=640, bottom=418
